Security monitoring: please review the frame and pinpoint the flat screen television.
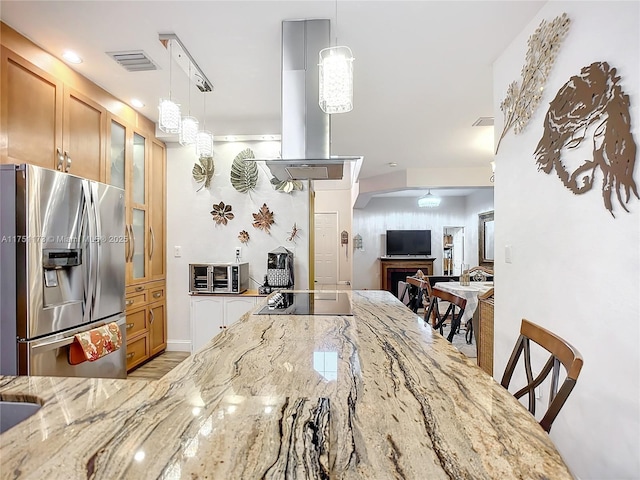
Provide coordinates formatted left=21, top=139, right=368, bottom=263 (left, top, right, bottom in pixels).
left=386, top=230, right=431, bottom=256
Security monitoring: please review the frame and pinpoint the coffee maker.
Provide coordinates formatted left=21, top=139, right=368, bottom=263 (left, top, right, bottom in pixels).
left=266, top=246, right=294, bottom=289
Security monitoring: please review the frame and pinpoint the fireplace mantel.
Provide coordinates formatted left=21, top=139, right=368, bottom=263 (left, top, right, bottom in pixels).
left=380, top=256, right=435, bottom=296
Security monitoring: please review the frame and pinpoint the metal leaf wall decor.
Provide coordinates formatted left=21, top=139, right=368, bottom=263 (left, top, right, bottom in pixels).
left=238, top=230, right=250, bottom=244
left=287, top=223, right=301, bottom=243
left=230, top=148, right=258, bottom=193
left=192, top=156, right=215, bottom=191
left=496, top=13, right=571, bottom=154
left=534, top=61, right=638, bottom=217
left=270, top=176, right=304, bottom=194
left=210, top=201, right=235, bottom=225
left=252, top=203, right=275, bottom=233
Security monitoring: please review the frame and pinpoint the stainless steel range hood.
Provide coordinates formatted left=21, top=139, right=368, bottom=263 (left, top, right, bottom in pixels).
left=254, top=19, right=362, bottom=181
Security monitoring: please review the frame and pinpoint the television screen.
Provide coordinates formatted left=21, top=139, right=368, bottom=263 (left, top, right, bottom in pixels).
left=386, top=230, right=431, bottom=256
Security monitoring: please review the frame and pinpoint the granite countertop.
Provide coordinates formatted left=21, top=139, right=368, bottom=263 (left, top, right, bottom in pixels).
left=0, top=290, right=573, bottom=479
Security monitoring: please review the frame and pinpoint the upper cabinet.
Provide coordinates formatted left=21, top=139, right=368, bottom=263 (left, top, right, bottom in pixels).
left=0, top=48, right=106, bottom=181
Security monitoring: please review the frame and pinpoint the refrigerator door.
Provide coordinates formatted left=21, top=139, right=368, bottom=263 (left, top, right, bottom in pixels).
left=18, top=165, right=88, bottom=339
left=89, top=181, right=125, bottom=321
left=19, top=314, right=127, bottom=378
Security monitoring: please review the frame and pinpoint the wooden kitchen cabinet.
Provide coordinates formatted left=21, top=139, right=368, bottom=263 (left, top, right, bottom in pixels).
left=0, top=46, right=106, bottom=181
left=125, top=281, right=167, bottom=372
left=149, top=139, right=166, bottom=281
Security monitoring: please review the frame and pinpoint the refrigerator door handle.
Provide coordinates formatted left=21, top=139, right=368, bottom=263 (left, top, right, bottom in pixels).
left=82, top=180, right=96, bottom=323
left=29, top=316, right=127, bottom=354
left=91, top=183, right=102, bottom=315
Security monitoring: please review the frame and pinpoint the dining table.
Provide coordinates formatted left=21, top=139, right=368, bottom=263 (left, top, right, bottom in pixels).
left=434, top=281, right=494, bottom=326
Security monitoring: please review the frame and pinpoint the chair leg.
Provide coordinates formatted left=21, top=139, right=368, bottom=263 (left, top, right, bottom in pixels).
left=465, top=320, right=473, bottom=344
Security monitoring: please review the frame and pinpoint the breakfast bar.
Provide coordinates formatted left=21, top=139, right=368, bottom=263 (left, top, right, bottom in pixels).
left=0, top=290, right=573, bottom=479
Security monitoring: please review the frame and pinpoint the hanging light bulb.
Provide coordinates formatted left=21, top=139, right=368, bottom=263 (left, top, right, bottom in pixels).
left=319, top=46, right=354, bottom=113
left=418, top=190, right=441, bottom=208
left=158, top=40, right=181, bottom=133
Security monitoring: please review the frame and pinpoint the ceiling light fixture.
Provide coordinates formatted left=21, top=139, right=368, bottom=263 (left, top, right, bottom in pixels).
left=179, top=63, right=199, bottom=146
left=131, top=99, right=144, bottom=108
left=157, top=39, right=181, bottom=134
left=418, top=190, right=441, bottom=208
left=62, top=50, right=82, bottom=64
left=196, top=93, right=213, bottom=158
left=318, top=0, right=354, bottom=114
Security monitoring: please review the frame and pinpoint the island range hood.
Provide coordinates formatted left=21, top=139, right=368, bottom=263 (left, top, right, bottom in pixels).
left=255, top=19, right=362, bottom=181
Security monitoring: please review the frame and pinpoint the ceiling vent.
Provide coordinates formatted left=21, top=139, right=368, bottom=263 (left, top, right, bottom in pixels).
left=107, top=50, right=158, bottom=72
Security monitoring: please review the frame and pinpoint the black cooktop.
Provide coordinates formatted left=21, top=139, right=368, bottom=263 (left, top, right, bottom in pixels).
left=254, top=291, right=353, bottom=316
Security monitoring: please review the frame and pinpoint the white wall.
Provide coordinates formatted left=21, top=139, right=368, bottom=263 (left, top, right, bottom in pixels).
left=493, top=2, right=639, bottom=478
left=352, top=193, right=494, bottom=289
left=165, top=141, right=310, bottom=351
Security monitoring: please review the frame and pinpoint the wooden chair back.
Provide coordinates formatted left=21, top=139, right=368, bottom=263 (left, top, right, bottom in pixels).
left=500, top=319, right=584, bottom=433
left=425, top=288, right=467, bottom=342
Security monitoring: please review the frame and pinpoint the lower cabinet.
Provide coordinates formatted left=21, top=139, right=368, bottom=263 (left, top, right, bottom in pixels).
left=190, top=295, right=259, bottom=354
left=125, top=280, right=166, bottom=372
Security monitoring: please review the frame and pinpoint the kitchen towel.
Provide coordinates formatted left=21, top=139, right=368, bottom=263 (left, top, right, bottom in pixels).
left=68, top=322, right=122, bottom=365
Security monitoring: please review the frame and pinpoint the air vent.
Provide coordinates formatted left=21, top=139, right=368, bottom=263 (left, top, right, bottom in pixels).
left=472, top=116, right=495, bottom=127
left=107, top=50, right=158, bottom=72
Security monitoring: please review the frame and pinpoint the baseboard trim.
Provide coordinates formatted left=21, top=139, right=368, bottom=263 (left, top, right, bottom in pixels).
left=166, top=340, right=191, bottom=352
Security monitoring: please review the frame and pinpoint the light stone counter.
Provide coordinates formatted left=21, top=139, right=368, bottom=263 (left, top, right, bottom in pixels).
left=0, top=290, right=574, bottom=479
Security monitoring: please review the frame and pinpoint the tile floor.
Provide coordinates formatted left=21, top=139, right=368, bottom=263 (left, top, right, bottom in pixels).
left=127, top=351, right=190, bottom=380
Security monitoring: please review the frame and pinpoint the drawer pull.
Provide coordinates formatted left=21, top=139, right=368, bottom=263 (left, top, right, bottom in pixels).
left=153, top=292, right=162, bottom=298
left=126, top=323, right=135, bottom=329
left=127, top=352, right=135, bottom=359
left=135, top=286, right=144, bottom=292
left=125, top=300, right=134, bottom=306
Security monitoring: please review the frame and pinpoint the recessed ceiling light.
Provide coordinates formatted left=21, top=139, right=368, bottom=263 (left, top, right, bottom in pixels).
left=388, top=162, right=398, bottom=167
left=62, top=50, right=82, bottom=64
left=131, top=99, right=145, bottom=108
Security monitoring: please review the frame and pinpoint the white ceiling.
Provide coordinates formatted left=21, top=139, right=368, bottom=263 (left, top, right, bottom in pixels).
left=0, top=0, right=544, bottom=198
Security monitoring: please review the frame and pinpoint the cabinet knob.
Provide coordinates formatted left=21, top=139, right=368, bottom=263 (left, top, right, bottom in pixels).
left=127, top=352, right=135, bottom=359
left=125, top=300, right=134, bottom=306
left=126, top=323, right=134, bottom=329
left=153, top=292, right=162, bottom=298
left=64, top=152, right=71, bottom=172
left=135, top=286, right=144, bottom=292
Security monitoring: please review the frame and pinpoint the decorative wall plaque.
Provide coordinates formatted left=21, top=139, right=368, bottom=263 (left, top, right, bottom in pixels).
left=238, top=230, right=250, bottom=244
left=496, top=13, right=571, bottom=153
left=287, top=223, right=300, bottom=242
left=230, top=148, right=258, bottom=193
left=271, top=176, right=304, bottom=193
left=210, top=201, right=235, bottom=225
left=534, top=62, right=638, bottom=217
left=252, top=203, right=274, bottom=233
left=192, top=156, right=215, bottom=191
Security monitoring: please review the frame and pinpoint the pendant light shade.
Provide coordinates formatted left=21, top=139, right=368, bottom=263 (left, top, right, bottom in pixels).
left=318, top=46, right=354, bottom=114
left=158, top=99, right=181, bottom=133
left=418, top=190, right=441, bottom=208
left=196, top=130, right=214, bottom=158
left=180, top=116, right=199, bottom=146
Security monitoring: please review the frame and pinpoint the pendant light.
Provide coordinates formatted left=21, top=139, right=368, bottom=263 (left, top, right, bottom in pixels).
left=196, top=92, right=213, bottom=158
left=418, top=190, right=441, bottom=208
left=319, top=0, right=354, bottom=114
left=158, top=39, right=181, bottom=133
left=179, top=63, right=199, bottom=146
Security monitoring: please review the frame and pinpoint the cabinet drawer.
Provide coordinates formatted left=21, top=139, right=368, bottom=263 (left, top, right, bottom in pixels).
left=126, top=335, right=149, bottom=371
left=125, top=308, right=148, bottom=339
left=125, top=290, right=147, bottom=311
left=148, top=284, right=165, bottom=303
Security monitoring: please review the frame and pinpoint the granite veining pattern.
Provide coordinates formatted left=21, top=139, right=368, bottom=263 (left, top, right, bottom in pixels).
left=0, top=290, right=573, bottom=479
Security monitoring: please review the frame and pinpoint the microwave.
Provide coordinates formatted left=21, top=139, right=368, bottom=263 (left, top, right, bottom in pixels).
left=189, top=263, right=249, bottom=294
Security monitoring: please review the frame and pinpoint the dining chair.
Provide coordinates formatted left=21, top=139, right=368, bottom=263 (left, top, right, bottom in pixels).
left=424, top=288, right=467, bottom=342
left=500, top=319, right=584, bottom=433
left=465, top=265, right=494, bottom=282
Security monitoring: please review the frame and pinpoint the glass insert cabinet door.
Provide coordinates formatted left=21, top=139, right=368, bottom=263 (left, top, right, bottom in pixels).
left=131, top=208, right=146, bottom=280
left=109, top=120, right=126, bottom=190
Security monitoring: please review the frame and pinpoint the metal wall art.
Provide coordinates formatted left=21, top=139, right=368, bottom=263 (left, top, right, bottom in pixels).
left=271, top=176, right=304, bottom=193
left=496, top=13, right=571, bottom=154
left=238, top=230, right=250, bottom=244
left=287, top=223, right=300, bottom=243
left=230, top=148, right=259, bottom=193
left=192, top=156, right=215, bottom=191
left=210, top=201, right=235, bottom=225
left=252, top=203, right=274, bottom=233
left=535, top=62, right=638, bottom=217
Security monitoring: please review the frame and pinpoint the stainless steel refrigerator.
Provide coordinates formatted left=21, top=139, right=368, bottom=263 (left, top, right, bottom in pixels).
left=0, top=164, right=127, bottom=378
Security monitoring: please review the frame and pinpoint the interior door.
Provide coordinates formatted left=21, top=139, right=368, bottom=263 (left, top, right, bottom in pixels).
left=314, top=212, right=338, bottom=287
